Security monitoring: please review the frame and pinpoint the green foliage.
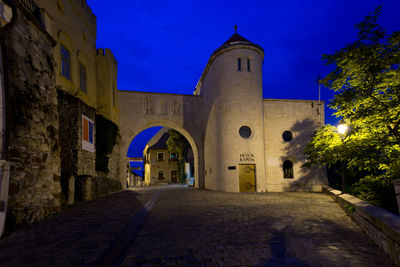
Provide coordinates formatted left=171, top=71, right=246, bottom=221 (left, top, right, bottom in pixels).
left=348, top=175, right=398, bottom=214
left=305, top=6, right=400, bottom=213
left=95, top=115, right=119, bottom=173
left=304, top=125, right=343, bottom=168
left=166, top=129, right=190, bottom=182
left=343, top=204, right=356, bottom=214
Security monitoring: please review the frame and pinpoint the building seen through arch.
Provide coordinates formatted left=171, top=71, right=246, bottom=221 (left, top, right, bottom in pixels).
left=142, top=127, right=194, bottom=186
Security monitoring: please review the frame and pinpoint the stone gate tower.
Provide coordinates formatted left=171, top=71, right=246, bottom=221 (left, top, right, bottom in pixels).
left=195, top=29, right=267, bottom=192
left=120, top=29, right=326, bottom=193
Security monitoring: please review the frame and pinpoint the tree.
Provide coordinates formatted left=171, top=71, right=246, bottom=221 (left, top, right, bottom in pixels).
left=305, top=6, right=400, bottom=212
left=166, top=129, right=190, bottom=183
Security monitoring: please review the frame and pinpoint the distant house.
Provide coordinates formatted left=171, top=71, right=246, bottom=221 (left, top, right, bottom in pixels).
left=143, top=128, right=193, bottom=185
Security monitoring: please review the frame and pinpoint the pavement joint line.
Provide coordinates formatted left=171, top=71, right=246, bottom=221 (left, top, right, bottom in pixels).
left=92, top=190, right=162, bottom=267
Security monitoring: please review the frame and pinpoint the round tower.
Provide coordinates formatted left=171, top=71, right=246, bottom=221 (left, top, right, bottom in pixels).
left=198, top=28, right=266, bottom=192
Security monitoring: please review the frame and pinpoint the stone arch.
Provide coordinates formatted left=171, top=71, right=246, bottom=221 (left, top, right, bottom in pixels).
left=122, top=119, right=201, bottom=188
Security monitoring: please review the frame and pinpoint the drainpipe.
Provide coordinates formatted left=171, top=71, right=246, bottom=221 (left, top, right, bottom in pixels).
left=0, top=0, right=13, bottom=237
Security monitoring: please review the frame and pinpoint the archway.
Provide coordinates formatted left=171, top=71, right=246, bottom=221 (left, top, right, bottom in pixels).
left=122, top=120, right=201, bottom=189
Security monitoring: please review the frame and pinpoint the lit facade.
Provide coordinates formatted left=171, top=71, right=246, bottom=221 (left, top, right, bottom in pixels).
left=38, top=0, right=119, bottom=125
left=119, top=32, right=328, bottom=192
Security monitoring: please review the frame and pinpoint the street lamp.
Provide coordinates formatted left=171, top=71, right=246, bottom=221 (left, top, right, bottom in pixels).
left=338, top=123, right=348, bottom=193
left=338, top=124, right=348, bottom=135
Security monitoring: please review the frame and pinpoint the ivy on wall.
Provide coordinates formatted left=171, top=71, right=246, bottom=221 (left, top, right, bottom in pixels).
left=95, top=115, right=119, bottom=173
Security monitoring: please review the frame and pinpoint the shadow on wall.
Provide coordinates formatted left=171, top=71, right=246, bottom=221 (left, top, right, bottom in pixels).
left=280, top=118, right=326, bottom=191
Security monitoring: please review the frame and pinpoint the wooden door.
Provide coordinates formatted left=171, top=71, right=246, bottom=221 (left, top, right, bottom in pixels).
left=239, top=164, right=256, bottom=192
left=171, top=170, right=177, bottom=183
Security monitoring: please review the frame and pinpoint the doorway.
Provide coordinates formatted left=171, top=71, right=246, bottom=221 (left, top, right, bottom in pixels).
left=239, top=164, right=256, bottom=192
left=171, top=170, right=177, bottom=183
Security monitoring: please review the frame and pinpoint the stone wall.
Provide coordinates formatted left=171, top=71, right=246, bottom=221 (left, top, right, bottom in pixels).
left=58, top=91, right=96, bottom=201
left=58, top=91, right=79, bottom=177
left=77, top=102, right=96, bottom=177
left=118, top=91, right=204, bottom=191
left=4, top=7, right=61, bottom=227
left=106, top=136, right=124, bottom=186
left=323, top=186, right=400, bottom=265
left=58, top=91, right=96, bottom=177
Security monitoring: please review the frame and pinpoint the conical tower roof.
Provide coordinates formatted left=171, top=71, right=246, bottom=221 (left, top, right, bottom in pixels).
left=213, top=26, right=264, bottom=55
left=222, top=33, right=251, bottom=45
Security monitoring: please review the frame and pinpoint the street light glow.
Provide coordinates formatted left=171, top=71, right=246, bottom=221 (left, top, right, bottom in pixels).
left=338, top=124, right=348, bottom=135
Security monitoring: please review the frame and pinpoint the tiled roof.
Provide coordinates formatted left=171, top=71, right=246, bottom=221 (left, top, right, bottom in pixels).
left=148, top=132, right=170, bottom=149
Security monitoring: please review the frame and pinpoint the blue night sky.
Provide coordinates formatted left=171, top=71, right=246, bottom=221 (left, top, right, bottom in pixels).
left=87, top=0, right=400, bottom=157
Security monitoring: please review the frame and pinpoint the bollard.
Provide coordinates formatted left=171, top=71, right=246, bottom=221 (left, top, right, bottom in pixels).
left=82, top=176, right=92, bottom=201
left=67, top=176, right=75, bottom=205
left=394, top=179, right=400, bottom=214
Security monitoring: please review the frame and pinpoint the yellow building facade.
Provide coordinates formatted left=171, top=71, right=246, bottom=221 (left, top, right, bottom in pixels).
left=38, top=0, right=119, bottom=125
left=143, top=130, right=179, bottom=185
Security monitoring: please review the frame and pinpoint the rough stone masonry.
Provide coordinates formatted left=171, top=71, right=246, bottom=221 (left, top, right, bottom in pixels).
left=4, top=5, right=62, bottom=227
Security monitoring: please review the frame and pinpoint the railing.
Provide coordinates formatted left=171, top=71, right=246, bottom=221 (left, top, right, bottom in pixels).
left=16, top=0, right=43, bottom=25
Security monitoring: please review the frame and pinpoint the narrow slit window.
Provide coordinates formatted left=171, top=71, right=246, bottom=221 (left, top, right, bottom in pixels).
left=112, top=83, right=116, bottom=107
left=237, top=58, right=241, bottom=71
left=79, top=63, right=87, bottom=94
left=247, top=59, right=250, bottom=71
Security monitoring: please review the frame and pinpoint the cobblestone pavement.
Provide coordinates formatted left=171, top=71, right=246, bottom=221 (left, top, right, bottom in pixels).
left=0, top=189, right=154, bottom=267
left=0, top=186, right=395, bottom=266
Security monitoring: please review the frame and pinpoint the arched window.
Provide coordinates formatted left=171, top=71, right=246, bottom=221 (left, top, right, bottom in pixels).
left=283, top=160, right=293, bottom=178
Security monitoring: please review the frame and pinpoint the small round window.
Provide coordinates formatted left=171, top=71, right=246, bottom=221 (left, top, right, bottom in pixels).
left=239, top=126, right=252, bottom=138
left=282, top=131, right=293, bottom=141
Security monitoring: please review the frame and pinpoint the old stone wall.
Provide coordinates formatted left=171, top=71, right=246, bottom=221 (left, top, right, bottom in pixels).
left=58, top=91, right=96, bottom=202
left=324, top=186, right=400, bottom=265
left=77, top=102, right=96, bottom=177
left=58, top=91, right=79, bottom=177
left=4, top=7, right=61, bottom=227
left=58, top=91, right=96, bottom=178
left=106, top=136, right=124, bottom=185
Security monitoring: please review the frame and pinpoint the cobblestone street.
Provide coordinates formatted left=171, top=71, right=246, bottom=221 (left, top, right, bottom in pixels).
left=0, top=186, right=394, bottom=266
